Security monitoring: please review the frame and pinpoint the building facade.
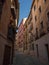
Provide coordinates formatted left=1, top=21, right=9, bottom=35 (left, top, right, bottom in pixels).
left=0, top=0, right=19, bottom=65
left=23, top=0, right=49, bottom=64
left=16, top=18, right=27, bottom=53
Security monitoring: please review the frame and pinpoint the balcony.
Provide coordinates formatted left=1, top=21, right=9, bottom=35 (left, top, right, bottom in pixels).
left=7, top=22, right=15, bottom=41
left=11, top=3, right=16, bottom=19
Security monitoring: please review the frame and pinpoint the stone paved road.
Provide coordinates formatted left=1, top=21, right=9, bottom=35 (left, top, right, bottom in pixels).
left=12, top=52, right=48, bottom=65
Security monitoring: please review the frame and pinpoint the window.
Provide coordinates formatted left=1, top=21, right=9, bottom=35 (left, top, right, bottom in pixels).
left=28, top=24, right=33, bottom=33
left=26, top=43, right=27, bottom=50
left=35, top=16, right=37, bottom=21
left=19, top=43, right=23, bottom=48
left=0, top=0, right=5, bottom=19
left=0, top=3, right=3, bottom=19
left=36, top=44, right=39, bottom=57
left=1, top=0, right=5, bottom=4
left=36, top=28, right=38, bottom=40
left=28, top=17, right=32, bottom=25
left=47, top=12, right=49, bottom=21
left=40, top=21, right=46, bottom=37
left=47, top=12, right=49, bottom=31
left=41, top=21, right=43, bottom=29
left=30, top=17, right=32, bottom=22
left=44, top=0, right=46, bottom=3
left=34, top=5, right=36, bottom=11
left=11, top=8, right=16, bottom=19
left=39, top=6, right=41, bottom=13
left=32, top=44, right=34, bottom=50
left=30, top=33, right=33, bottom=42
left=37, top=0, right=39, bottom=2
left=28, top=21, right=30, bottom=25
left=23, top=43, right=26, bottom=51
left=45, top=44, right=49, bottom=61
left=30, top=24, right=33, bottom=30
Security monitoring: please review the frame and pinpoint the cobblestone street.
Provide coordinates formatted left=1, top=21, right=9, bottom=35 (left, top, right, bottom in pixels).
left=12, top=52, right=48, bottom=65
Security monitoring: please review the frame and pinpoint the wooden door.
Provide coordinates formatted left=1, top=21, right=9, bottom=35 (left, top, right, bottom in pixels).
left=3, top=45, right=11, bottom=65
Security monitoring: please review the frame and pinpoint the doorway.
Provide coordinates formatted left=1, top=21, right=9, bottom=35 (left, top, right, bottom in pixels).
left=3, top=45, right=11, bottom=65
left=45, top=44, right=49, bottom=61
left=36, top=44, right=39, bottom=57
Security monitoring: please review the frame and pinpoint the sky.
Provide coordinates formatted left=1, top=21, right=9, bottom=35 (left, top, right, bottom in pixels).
left=18, top=0, right=32, bottom=26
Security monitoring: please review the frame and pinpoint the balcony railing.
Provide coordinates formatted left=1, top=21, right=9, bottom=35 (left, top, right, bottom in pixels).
left=10, top=5, right=19, bottom=28
left=7, top=22, right=16, bottom=41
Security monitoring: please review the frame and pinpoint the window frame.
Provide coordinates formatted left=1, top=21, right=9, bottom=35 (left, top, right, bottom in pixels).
left=43, top=0, right=46, bottom=3
left=34, top=5, right=36, bottom=11
left=39, top=6, right=42, bottom=13
left=40, top=21, right=44, bottom=29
